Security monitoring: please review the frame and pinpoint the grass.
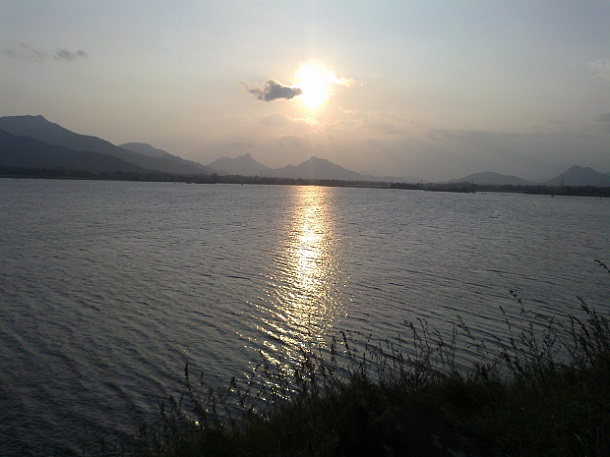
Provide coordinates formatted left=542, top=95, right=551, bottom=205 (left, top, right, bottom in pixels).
left=114, top=261, right=610, bottom=457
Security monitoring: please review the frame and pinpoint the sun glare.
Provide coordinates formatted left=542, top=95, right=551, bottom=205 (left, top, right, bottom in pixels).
left=294, top=63, right=330, bottom=110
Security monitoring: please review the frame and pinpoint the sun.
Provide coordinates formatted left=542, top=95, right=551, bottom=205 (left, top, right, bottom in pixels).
left=294, top=63, right=330, bottom=110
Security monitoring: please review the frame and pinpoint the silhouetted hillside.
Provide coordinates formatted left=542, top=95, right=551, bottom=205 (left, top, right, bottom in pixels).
left=119, top=142, right=212, bottom=174
left=120, top=142, right=171, bottom=158
left=0, top=116, right=211, bottom=175
left=0, top=128, right=146, bottom=173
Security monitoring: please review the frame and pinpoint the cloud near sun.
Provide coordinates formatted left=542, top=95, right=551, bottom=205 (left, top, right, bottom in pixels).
left=246, top=63, right=357, bottom=108
left=247, top=80, right=302, bottom=102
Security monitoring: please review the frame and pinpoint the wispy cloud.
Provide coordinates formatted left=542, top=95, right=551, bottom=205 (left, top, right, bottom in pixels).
left=291, top=116, right=319, bottom=126
left=246, top=80, right=302, bottom=102
left=327, top=71, right=357, bottom=88
left=588, top=58, right=610, bottom=80
left=597, top=113, right=610, bottom=133
left=2, top=44, right=88, bottom=63
left=258, top=113, right=319, bottom=128
left=53, top=48, right=88, bottom=62
left=278, top=135, right=306, bottom=149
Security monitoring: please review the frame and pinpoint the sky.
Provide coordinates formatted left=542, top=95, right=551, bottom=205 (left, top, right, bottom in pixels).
left=1, top=1, right=609, bottom=181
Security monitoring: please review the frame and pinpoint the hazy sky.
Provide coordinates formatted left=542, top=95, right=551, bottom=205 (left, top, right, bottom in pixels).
left=1, top=1, right=609, bottom=180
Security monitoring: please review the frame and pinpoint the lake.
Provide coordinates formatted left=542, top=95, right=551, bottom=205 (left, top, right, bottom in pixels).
left=0, top=179, right=608, bottom=456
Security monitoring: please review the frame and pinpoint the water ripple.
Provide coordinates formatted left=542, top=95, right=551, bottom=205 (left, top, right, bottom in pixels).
left=0, top=180, right=608, bottom=456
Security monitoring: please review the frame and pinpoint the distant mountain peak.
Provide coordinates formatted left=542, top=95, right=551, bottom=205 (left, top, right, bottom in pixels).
left=448, top=171, right=531, bottom=186
left=268, top=155, right=364, bottom=181
left=207, top=153, right=271, bottom=176
left=206, top=153, right=363, bottom=180
left=20, top=114, right=53, bottom=124
left=566, top=165, right=598, bottom=174
left=0, top=114, right=104, bottom=145
left=546, top=165, right=610, bottom=187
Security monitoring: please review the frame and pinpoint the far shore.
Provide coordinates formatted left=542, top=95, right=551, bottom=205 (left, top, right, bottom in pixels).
left=2, top=169, right=610, bottom=197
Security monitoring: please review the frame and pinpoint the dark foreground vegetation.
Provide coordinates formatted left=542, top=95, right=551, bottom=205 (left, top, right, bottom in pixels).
left=110, top=261, right=610, bottom=457
left=2, top=167, right=610, bottom=197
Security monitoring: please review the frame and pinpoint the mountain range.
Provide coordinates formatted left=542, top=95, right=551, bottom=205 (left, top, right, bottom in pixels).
left=448, top=168, right=610, bottom=187
left=209, top=153, right=364, bottom=181
left=0, top=115, right=213, bottom=175
left=1, top=115, right=609, bottom=187
left=205, top=154, right=610, bottom=187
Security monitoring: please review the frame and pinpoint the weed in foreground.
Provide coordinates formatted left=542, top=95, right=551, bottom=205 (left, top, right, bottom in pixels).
left=116, top=260, right=609, bottom=457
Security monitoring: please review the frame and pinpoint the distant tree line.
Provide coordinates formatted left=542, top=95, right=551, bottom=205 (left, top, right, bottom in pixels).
left=1, top=167, right=608, bottom=197
left=391, top=181, right=610, bottom=197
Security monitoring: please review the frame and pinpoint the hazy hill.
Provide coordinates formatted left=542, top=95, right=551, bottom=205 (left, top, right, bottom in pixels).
left=268, top=156, right=364, bottom=181
left=206, top=154, right=364, bottom=181
left=120, top=142, right=171, bottom=158
left=545, top=165, right=610, bottom=187
left=448, top=171, right=531, bottom=186
left=119, top=142, right=211, bottom=174
left=207, top=153, right=272, bottom=176
left=0, top=116, right=211, bottom=175
left=0, top=128, right=147, bottom=173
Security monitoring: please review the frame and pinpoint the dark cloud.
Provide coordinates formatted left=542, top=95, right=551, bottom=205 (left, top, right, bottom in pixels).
left=2, top=44, right=88, bottom=63
left=247, top=80, right=302, bottom=102
left=54, top=48, right=88, bottom=61
left=2, top=44, right=47, bottom=62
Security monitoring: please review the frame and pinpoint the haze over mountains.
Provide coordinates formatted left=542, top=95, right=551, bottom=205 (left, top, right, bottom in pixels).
left=1, top=115, right=609, bottom=187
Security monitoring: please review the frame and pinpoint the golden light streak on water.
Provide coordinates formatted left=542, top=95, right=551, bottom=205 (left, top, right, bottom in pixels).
left=258, top=186, right=341, bottom=367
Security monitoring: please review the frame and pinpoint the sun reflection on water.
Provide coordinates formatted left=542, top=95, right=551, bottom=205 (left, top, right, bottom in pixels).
left=252, top=186, right=343, bottom=367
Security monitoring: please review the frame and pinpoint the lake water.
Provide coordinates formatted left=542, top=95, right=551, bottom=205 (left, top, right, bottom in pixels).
left=0, top=179, right=608, bottom=456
